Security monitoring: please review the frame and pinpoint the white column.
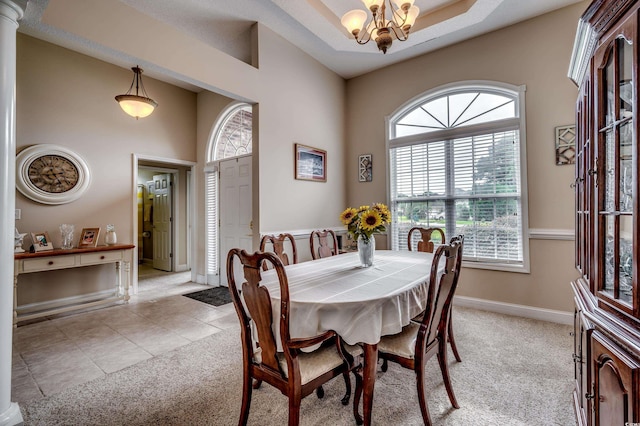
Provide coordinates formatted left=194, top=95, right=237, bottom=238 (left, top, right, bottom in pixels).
left=0, top=1, right=24, bottom=425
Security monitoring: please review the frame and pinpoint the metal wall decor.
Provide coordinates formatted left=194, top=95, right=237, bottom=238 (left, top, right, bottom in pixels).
left=555, top=125, right=576, bottom=165
left=359, top=154, right=372, bottom=182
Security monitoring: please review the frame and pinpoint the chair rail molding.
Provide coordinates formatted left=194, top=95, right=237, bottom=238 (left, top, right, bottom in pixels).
left=528, top=228, right=574, bottom=240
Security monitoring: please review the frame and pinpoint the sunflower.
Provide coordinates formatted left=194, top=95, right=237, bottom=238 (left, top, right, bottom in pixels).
left=360, top=209, right=382, bottom=232
left=372, top=203, right=390, bottom=222
left=340, top=202, right=391, bottom=241
left=340, top=207, right=358, bottom=225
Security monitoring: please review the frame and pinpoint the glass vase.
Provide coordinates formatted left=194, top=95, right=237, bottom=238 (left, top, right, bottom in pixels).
left=357, top=235, right=375, bottom=267
left=105, top=224, right=117, bottom=245
left=60, top=224, right=75, bottom=249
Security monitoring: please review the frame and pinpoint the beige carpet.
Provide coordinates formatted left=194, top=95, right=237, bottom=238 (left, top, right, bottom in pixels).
left=19, top=307, right=575, bottom=425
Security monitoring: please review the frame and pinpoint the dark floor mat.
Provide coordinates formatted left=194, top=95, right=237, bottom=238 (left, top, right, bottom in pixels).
left=183, top=287, right=232, bottom=306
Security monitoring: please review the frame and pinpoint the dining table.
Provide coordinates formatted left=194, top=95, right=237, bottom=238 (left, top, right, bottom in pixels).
left=259, top=249, right=441, bottom=425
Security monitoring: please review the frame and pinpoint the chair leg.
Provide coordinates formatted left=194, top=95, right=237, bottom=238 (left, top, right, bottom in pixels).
left=353, top=370, right=364, bottom=425
left=448, top=311, right=462, bottom=362
left=437, top=338, right=459, bottom=409
left=288, top=395, right=301, bottom=426
left=239, top=372, right=253, bottom=426
left=252, top=379, right=262, bottom=389
left=340, top=371, right=352, bottom=405
left=316, top=385, right=325, bottom=399
left=415, top=360, right=433, bottom=426
left=381, top=358, right=389, bottom=372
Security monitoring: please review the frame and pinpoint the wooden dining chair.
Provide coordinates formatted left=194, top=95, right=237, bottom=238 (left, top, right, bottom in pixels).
left=227, top=248, right=363, bottom=426
left=377, top=238, right=464, bottom=425
left=407, top=227, right=462, bottom=363
left=407, top=226, right=446, bottom=252
left=260, top=233, right=298, bottom=270
left=309, top=229, right=339, bottom=260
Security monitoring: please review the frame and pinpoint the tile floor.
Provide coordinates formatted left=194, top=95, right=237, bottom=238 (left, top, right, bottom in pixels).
left=11, top=266, right=238, bottom=404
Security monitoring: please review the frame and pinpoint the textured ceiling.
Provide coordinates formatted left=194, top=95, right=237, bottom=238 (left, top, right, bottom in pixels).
left=18, top=0, right=584, bottom=86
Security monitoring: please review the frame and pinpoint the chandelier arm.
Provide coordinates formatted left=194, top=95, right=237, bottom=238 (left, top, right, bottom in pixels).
left=354, top=21, right=374, bottom=45
left=388, top=24, right=409, bottom=41
left=137, top=76, right=152, bottom=99
left=388, top=1, right=409, bottom=28
left=124, top=79, right=136, bottom=96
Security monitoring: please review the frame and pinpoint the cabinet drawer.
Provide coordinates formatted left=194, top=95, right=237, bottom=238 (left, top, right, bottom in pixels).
left=22, top=256, right=77, bottom=272
left=80, top=251, right=123, bottom=265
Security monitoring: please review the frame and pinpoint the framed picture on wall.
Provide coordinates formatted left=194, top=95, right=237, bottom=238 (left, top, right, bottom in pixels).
left=78, top=227, right=101, bottom=248
left=295, top=143, right=326, bottom=182
left=30, top=231, right=53, bottom=252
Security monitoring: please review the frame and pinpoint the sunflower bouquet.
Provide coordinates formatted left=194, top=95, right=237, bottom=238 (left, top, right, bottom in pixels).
left=339, top=203, right=391, bottom=242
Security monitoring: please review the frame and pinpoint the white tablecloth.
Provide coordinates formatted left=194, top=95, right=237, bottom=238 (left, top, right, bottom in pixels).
left=260, top=250, right=439, bottom=347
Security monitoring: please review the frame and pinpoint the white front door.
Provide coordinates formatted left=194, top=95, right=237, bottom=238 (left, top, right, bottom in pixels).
left=153, top=173, right=172, bottom=271
left=219, top=155, right=252, bottom=286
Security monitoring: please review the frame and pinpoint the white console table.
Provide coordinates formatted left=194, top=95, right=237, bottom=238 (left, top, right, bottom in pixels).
left=13, top=244, right=134, bottom=326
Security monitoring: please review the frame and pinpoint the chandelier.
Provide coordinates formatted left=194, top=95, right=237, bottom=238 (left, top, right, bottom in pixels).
left=115, top=66, right=158, bottom=119
left=341, top=0, right=420, bottom=54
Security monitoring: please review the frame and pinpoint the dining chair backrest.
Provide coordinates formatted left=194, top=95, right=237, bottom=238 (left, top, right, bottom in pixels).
left=226, top=248, right=362, bottom=425
left=309, top=229, right=339, bottom=260
left=407, top=227, right=446, bottom=253
left=227, top=248, right=289, bottom=373
left=419, top=237, right=463, bottom=346
left=259, top=233, right=298, bottom=270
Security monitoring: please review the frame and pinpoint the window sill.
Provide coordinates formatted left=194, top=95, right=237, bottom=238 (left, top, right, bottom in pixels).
left=462, top=260, right=530, bottom=274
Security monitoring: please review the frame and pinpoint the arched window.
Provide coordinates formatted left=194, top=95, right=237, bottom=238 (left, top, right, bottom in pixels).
left=205, top=103, right=252, bottom=283
left=388, top=82, right=529, bottom=272
left=214, top=104, right=252, bottom=160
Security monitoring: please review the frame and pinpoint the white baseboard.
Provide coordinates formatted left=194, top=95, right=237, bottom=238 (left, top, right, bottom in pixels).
left=16, top=289, right=118, bottom=314
left=175, top=263, right=189, bottom=272
left=454, top=295, right=573, bottom=325
left=0, top=402, right=23, bottom=426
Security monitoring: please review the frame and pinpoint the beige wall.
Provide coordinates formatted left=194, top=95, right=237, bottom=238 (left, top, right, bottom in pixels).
left=15, top=35, right=197, bottom=302
left=15, top=9, right=348, bottom=293
left=345, top=3, right=587, bottom=313
left=14, top=0, right=587, bottom=314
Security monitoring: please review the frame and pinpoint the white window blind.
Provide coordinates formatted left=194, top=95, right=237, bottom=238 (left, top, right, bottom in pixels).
left=205, top=170, right=218, bottom=278
left=389, top=83, right=527, bottom=269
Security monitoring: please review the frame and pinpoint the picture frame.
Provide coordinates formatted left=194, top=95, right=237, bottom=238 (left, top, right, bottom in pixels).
left=295, top=143, right=326, bottom=182
left=358, top=154, right=373, bottom=182
left=78, top=227, right=101, bottom=248
left=30, top=231, right=54, bottom=252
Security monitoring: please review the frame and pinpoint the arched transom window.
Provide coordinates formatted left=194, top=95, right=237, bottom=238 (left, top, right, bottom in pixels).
left=388, top=82, right=529, bottom=272
left=214, top=104, right=252, bottom=160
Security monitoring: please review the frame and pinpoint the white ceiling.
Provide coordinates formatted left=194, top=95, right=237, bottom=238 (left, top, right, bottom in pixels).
left=18, top=0, right=584, bottom=84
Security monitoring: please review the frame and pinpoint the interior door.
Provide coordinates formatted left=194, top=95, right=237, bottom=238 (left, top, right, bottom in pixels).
left=153, top=173, right=172, bottom=271
left=219, top=155, right=252, bottom=286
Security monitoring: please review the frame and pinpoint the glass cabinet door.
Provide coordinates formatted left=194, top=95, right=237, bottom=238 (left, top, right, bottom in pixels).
left=598, top=32, right=635, bottom=311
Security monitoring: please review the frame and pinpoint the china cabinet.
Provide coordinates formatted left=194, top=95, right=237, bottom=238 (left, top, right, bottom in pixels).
left=569, top=1, right=640, bottom=424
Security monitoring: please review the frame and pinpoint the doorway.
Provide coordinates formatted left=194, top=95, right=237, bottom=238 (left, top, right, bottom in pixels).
left=133, top=157, right=196, bottom=294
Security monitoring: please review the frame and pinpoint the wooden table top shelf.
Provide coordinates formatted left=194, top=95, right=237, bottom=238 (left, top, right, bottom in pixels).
left=15, top=244, right=135, bottom=259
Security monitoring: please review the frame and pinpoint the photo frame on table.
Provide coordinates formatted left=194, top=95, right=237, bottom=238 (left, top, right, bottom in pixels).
left=30, top=231, right=53, bottom=252
left=78, top=227, right=100, bottom=248
left=295, top=143, right=326, bottom=182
